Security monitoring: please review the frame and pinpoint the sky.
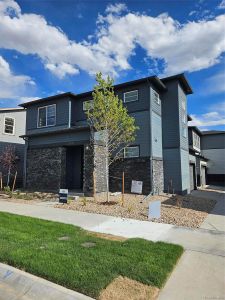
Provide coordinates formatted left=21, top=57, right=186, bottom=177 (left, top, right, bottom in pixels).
left=0, top=0, right=225, bottom=130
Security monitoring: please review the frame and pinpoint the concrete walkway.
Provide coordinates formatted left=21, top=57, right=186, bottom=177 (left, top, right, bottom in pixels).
left=0, top=263, right=93, bottom=300
left=158, top=186, right=225, bottom=300
left=0, top=186, right=225, bottom=300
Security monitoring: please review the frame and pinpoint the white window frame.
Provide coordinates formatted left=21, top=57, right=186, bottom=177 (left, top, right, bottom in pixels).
left=123, top=90, right=138, bottom=103
left=193, top=131, right=200, bottom=151
left=124, top=146, right=140, bottom=158
left=37, top=104, right=56, bottom=128
left=153, top=90, right=160, bottom=105
left=3, top=117, right=15, bottom=135
left=83, top=100, right=93, bottom=111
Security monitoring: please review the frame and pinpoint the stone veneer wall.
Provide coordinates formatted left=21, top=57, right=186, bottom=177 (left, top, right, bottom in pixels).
left=109, top=157, right=151, bottom=195
left=152, top=158, right=164, bottom=194
left=26, top=147, right=66, bottom=191
left=83, top=142, right=108, bottom=195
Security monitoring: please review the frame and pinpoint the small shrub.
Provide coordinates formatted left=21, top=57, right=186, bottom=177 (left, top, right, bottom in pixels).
left=3, top=186, right=12, bottom=198
left=81, top=197, right=87, bottom=206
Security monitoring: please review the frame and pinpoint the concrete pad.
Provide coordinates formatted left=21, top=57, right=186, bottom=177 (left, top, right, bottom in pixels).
left=158, top=250, right=225, bottom=300
left=0, top=263, right=93, bottom=300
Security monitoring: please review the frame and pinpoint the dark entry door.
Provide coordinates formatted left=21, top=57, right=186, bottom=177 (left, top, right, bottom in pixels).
left=189, top=164, right=195, bottom=191
left=66, top=146, right=83, bottom=189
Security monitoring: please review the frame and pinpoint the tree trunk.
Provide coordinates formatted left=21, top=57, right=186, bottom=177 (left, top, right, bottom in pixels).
left=7, top=166, right=11, bottom=187
left=106, top=151, right=109, bottom=202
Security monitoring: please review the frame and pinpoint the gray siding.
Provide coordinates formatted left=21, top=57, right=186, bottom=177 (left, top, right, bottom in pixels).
left=180, top=149, right=190, bottom=193
left=150, top=87, right=162, bottom=116
left=28, top=130, right=90, bottom=147
left=201, top=134, right=225, bottom=149
left=0, top=110, right=26, bottom=144
left=163, top=149, right=182, bottom=192
left=151, top=112, right=162, bottom=158
left=130, top=111, right=150, bottom=157
left=26, top=96, right=70, bottom=135
left=178, top=84, right=189, bottom=151
left=202, top=149, right=225, bottom=174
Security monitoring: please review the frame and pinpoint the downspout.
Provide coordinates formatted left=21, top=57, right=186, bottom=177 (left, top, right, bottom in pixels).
left=147, top=78, right=153, bottom=195
left=68, top=100, right=71, bottom=128
left=22, top=136, right=29, bottom=189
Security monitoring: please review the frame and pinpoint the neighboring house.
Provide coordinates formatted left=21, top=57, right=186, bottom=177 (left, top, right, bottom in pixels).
left=0, top=108, right=26, bottom=187
left=188, top=126, right=208, bottom=189
left=20, top=73, right=193, bottom=195
left=201, top=131, right=225, bottom=186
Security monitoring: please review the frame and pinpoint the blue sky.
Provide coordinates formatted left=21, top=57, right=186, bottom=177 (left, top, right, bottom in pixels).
left=0, top=0, right=224, bottom=130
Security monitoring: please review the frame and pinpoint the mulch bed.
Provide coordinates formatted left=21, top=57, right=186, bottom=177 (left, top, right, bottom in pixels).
left=55, top=193, right=216, bottom=228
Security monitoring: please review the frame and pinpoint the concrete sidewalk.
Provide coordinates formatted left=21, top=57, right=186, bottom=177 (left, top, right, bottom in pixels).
left=0, top=187, right=225, bottom=300
left=0, top=263, right=93, bottom=300
left=0, top=199, right=224, bottom=256
left=158, top=187, right=225, bottom=300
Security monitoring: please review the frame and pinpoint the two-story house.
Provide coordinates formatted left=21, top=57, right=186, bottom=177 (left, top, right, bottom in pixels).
left=0, top=108, right=26, bottom=187
left=20, top=73, right=193, bottom=195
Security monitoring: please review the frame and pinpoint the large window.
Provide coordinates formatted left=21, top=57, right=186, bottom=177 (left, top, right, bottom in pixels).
left=38, top=104, right=56, bottom=128
left=124, top=146, right=140, bottom=158
left=83, top=100, right=93, bottom=111
left=124, top=90, right=138, bottom=103
left=4, top=117, right=15, bottom=135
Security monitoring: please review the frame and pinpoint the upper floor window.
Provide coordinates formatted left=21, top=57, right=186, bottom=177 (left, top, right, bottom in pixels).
left=193, top=131, right=200, bottom=150
left=124, top=90, right=138, bottom=103
left=124, top=146, right=140, bottom=158
left=153, top=91, right=160, bottom=105
left=38, top=104, right=56, bottom=128
left=83, top=100, right=93, bottom=111
left=4, top=117, right=15, bottom=135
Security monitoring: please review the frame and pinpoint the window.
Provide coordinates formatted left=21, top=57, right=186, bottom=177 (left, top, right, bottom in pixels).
left=182, top=127, right=187, bottom=138
left=153, top=91, right=160, bottom=105
left=38, top=104, right=56, bottom=128
left=124, top=90, right=138, bottom=103
left=4, top=117, right=15, bottom=135
left=83, top=100, right=93, bottom=111
left=193, top=132, right=200, bottom=150
left=124, top=146, right=140, bottom=158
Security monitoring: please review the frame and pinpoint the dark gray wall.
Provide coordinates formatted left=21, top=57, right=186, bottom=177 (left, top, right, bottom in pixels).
left=26, top=96, right=70, bottom=135
left=201, top=133, right=225, bottom=149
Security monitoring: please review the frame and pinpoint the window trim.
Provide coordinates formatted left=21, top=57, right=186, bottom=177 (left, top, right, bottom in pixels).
left=123, top=90, right=139, bottom=103
left=124, top=145, right=140, bottom=158
left=37, top=104, right=56, bottom=128
left=83, top=100, right=93, bottom=111
left=3, top=116, right=15, bottom=135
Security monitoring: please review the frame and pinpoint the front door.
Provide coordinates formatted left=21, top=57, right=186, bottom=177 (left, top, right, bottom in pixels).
left=189, top=164, right=195, bottom=191
left=66, top=146, right=83, bottom=190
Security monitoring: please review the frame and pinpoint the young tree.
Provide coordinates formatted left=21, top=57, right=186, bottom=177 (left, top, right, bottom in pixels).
left=86, top=72, right=138, bottom=201
left=0, top=145, right=18, bottom=187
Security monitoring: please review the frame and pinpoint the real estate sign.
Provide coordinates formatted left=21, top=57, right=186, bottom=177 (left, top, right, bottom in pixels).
left=131, top=180, right=143, bottom=194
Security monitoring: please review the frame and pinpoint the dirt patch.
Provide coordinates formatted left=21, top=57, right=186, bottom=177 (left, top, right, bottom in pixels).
left=88, top=231, right=127, bottom=241
left=99, top=276, right=159, bottom=300
left=55, top=193, right=216, bottom=228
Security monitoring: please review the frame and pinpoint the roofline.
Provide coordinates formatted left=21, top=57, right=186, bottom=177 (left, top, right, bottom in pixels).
left=188, top=126, right=202, bottom=135
left=201, top=130, right=225, bottom=135
left=19, top=76, right=167, bottom=108
left=160, top=73, right=193, bottom=95
left=0, top=107, right=25, bottom=112
left=187, top=115, right=192, bottom=121
left=20, top=92, right=76, bottom=108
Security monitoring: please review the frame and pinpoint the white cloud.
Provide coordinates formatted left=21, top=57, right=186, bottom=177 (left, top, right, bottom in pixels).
left=105, top=3, right=127, bottom=15
left=0, top=55, right=35, bottom=99
left=218, top=0, right=225, bottom=9
left=0, top=0, right=225, bottom=78
left=189, top=101, right=225, bottom=129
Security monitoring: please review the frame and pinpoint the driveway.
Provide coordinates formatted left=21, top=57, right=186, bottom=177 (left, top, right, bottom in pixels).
left=0, top=186, right=224, bottom=299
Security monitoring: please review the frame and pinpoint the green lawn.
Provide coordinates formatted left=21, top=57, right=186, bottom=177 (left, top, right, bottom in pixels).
left=0, top=212, right=183, bottom=298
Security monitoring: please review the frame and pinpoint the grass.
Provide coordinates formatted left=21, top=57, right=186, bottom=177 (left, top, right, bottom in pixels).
left=0, top=212, right=183, bottom=298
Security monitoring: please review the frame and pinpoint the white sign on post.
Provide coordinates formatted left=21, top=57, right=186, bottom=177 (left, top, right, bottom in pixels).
left=59, top=189, right=68, bottom=203
left=148, top=201, right=161, bottom=219
left=131, top=180, right=143, bottom=194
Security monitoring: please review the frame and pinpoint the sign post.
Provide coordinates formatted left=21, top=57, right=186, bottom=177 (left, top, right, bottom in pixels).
left=59, top=189, right=68, bottom=204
